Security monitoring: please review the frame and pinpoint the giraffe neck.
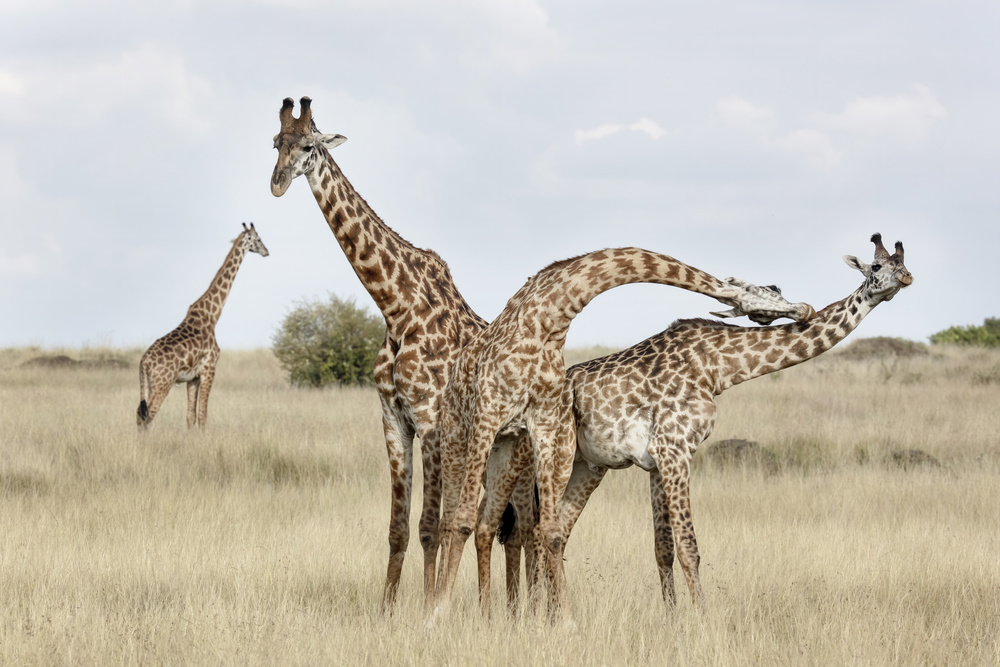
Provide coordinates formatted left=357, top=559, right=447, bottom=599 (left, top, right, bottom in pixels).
left=304, top=146, right=481, bottom=336
left=706, top=284, right=872, bottom=392
left=188, top=239, right=248, bottom=329
left=512, top=247, right=739, bottom=346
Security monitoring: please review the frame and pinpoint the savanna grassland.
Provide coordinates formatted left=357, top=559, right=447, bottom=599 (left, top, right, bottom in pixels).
left=1, top=343, right=998, bottom=665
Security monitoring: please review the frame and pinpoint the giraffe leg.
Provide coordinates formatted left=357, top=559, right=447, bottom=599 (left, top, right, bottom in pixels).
left=649, top=467, right=677, bottom=606
left=475, top=434, right=533, bottom=617
left=558, top=459, right=607, bottom=545
left=653, top=448, right=704, bottom=609
left=431, top=401, right=501, bottom=623
left=379, top=405, right=414, bottom=613
left=194, top=349, right=219, bottom=429
left=417, top=428, right=442, bottom=616
left=501, top=456, right=538, bottom=615
left=140, top=379, right=173, bottom=428
left=532, top=407, right=576, bottom=624
left=195, top=367, right=216, bottom=429
left=186, top=378, right=201, bottom=429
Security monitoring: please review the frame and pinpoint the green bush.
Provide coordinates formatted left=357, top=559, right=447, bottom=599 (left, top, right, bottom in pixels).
left=272, top=294, right=385, bottom=387
left=929, top=317, right=1000, bottom=348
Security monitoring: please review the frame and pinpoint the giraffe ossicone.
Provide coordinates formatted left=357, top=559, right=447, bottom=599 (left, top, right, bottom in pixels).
left=137, top=223, right=269, bottom=429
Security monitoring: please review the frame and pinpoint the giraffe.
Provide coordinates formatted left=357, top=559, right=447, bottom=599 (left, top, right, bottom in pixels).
left=429, top=246, right=816, bottom=624
left=489, top=233, right=913, bottom=612
left=137, top=223, right=269, bottom=429
left=270, top=96, right=492, bottom=611
left=268, top=96, right=795, bottom=614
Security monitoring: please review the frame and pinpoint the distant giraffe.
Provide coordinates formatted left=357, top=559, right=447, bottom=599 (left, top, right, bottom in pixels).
left=429, top=247, right=816, bottom=624
left=490, top=233, right=912, bottom=611
left=137, top=223, right=269, bottom=429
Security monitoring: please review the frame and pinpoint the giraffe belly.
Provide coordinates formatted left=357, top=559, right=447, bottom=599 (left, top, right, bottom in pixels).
left=576, top=419, right=656, bottom=472
left=175, top=358, right=206, bottom=383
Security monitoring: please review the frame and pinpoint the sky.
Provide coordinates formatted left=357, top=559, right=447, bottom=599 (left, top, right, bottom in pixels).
left=1, top=1, right=997, bottom=350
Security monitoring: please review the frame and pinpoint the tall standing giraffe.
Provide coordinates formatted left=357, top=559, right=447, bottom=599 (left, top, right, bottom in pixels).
left=429, top=246, right=816, bottom=624
left=490, top=233, right=913, bottom=611
left=270, top=97, right=489, bottom=610
left=137, top=223, right=269, bottom=429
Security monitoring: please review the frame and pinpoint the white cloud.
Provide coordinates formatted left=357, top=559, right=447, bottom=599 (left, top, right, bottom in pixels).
left=575, top=118, right=666, bottom=145
left=0, top=147, right=66, bottom=277
left=773, top=128, right=842, bottom=170
left=0, top=46, right=212, bottom=135
left=0, top=69, right=25, bottom=96
left=816, top=84, right=948, bottom=144
left=718, top=96, right=774, bottom=135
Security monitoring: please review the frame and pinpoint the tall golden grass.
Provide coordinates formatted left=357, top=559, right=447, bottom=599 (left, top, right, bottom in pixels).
left=0, top=343, right=998, bottom=664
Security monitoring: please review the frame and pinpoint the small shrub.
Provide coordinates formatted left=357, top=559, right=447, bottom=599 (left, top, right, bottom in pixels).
left=272, top=294, right=385, bottom=387
left=929, top=317, right=1000, bottom=348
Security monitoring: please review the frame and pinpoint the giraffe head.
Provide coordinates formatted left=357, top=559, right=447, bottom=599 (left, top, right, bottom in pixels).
left=843, top=233, right=913, bottom=304
left=270, top=97, right=348, bottom=197
left=238, top=222, right=270, bottom=257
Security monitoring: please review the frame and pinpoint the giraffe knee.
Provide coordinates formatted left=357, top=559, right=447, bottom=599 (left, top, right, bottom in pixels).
left=388, top=526, right=410, bottom=558
left=418, top=526, right=437, bottom=552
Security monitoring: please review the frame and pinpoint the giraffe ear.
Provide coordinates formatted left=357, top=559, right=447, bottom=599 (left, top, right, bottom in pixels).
left=843, top=255, right=870, bottom=276
left=318, top=134, right=347, bottom=150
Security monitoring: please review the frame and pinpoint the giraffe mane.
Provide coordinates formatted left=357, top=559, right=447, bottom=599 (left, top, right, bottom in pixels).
left=668, top=317, right=740, bottom=331
left=538, top=250, right=603, bottom=274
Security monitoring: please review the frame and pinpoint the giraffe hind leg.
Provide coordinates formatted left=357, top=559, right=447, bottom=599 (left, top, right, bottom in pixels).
left=140, top=381, right=172, bottom=428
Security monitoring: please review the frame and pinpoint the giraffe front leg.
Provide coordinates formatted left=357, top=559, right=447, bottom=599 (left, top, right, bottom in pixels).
left=186, top=378, right=201, bottom=429
left=651, top=443, right=704, bottom=610
left=417, top=427, right=441, bottom=615
left=195, top=367, right=216, bottom=429
left=649, top=467, right=677, bottom=606
left=558, top=459, right=607, bottom=547
left=380, top=408, right=414, bottom=614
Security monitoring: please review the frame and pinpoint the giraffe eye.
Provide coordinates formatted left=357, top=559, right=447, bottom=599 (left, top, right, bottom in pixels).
left=303, top=144, right=314, bottom=153
left=870, top=263, right=882, bottom=273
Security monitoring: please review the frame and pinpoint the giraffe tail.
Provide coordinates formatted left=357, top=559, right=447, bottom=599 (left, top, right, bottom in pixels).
left=137, top=400, right=150, bottom=427
left=497, top=502, right=517, bottom=545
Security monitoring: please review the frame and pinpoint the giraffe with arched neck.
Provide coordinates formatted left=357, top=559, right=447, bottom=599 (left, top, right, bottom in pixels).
left=137, top=223, right=269, bottom=429
left=490, top=233, right=912, bottom=612
left=429, top=246, right=816, bottom=625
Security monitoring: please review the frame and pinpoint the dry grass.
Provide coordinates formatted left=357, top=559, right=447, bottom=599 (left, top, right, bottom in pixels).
left=1, top=344, right=998, bottom=665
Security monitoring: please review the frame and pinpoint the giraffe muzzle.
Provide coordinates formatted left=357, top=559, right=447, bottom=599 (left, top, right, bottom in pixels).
left=271, top=168, right=291, bottom=197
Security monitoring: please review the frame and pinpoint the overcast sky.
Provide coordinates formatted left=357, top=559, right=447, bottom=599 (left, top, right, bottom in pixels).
left=1, top=1, right=996, bottom=350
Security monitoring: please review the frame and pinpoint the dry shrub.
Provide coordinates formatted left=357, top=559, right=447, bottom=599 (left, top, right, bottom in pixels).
left=699, top=438, right=781, bottom=474
left=885, top=449, right=942, bottom=470
left=837, top=336, right=928, bottom=360
left=20, top=354, right=131, bottom=370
